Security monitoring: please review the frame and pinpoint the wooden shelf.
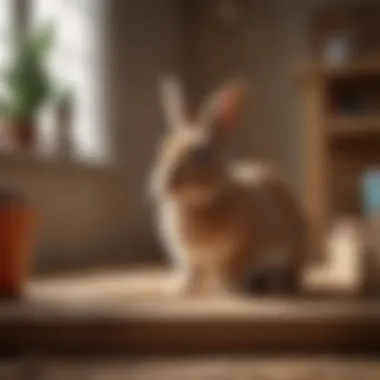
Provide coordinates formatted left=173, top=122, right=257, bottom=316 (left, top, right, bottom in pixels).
left=299, top=57, right=380, bottom=262
left=298, top=58, right=380, bottom=83
left=327, top=115, right=380, bottom=138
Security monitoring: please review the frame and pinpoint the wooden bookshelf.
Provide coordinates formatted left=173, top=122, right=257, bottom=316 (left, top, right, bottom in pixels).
left=299, top=60, right=380, bottom=254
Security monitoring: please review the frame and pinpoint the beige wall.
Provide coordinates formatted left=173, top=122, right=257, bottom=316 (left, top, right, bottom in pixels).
left=0, top=157, right=129, bottom=272
left=107, top=0, right=187, bottom=264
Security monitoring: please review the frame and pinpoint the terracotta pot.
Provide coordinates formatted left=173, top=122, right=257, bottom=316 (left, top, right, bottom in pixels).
left=11, top=121, right=35, bottom=149
left=0, top=204, right=36, bottom=298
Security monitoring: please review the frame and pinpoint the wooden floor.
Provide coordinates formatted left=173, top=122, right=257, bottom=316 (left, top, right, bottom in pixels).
left=2, top=356, right=380, bottom=379
left=1, top=268, right=380, bottom=353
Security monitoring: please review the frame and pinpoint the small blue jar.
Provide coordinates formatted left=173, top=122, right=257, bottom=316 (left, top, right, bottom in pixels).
left=362, top=169, right=380, bottom=218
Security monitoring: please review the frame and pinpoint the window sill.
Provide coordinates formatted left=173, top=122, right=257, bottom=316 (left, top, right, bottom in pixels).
left=0, top=148, right=125, bottom=179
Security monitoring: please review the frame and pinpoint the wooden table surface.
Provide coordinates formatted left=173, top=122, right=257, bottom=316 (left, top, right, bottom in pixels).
left=2, top=356, right=380, bottom=380
left=0, top=268, right=380, bottom=354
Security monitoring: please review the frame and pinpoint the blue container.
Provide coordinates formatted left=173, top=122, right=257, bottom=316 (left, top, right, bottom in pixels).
left=361, top=169, right=380, bottom=218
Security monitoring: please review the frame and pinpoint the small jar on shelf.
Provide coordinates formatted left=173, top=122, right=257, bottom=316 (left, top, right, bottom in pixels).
left=361, top=169, right=380, bottom=295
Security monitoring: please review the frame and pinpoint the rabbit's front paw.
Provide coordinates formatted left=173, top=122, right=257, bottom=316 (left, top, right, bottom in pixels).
left=169, top=270, right=198, bottom=297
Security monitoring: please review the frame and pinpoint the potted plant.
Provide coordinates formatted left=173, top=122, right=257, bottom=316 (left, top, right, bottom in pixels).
left=0, top=188, right=36, bottom=298
left=0, top=25, right=55, bottom=149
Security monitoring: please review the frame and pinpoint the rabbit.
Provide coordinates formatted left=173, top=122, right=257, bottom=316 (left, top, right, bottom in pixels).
left=149, top=76, right=308, bottom=296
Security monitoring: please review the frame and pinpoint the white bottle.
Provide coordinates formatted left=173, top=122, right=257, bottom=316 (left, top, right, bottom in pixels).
left=302, top=218, right=365, bottom=295
left=325, top=218, right=364, bottom=291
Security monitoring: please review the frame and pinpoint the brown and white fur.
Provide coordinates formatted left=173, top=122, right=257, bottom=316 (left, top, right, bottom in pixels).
left=149, top=77, right=307, bottom=296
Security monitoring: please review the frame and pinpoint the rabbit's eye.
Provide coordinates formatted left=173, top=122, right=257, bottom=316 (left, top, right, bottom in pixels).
left=190, top=146, right=213, bottom=165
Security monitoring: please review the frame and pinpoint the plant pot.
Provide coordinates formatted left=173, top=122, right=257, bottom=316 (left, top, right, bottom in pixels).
left=0, top=199, right=36, bottom=298
left=11, top=121, right=36, bottom=149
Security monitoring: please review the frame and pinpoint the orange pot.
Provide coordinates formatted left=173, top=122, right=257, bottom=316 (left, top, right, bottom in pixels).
left=11, top=121, right=35, bottom=149
left=0, top=205, right=36, bottom=298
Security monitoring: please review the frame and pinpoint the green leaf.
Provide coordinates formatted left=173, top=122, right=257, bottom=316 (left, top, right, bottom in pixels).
left=32, top=24, right=55, bottom=55
left=1, top=23, right=57, bottom=122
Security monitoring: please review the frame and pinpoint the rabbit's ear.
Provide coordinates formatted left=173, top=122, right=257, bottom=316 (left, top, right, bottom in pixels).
left=201, top=80, right=245, bottom=135
left=159, top=75, right=187, bottom=130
